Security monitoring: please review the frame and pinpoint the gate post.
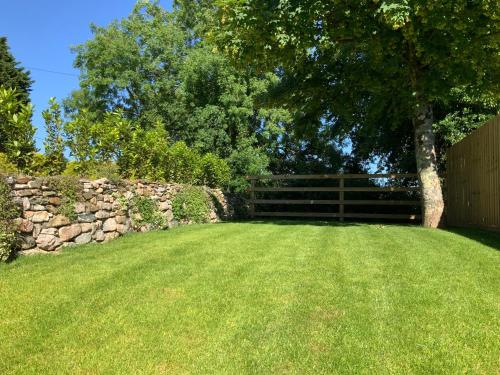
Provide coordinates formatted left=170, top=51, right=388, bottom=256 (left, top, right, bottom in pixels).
left=339, top=178, right=345, bottom=222
left=249, top=178, right=255, bottom=218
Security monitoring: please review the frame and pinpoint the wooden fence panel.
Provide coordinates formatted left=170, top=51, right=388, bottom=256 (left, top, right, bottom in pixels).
left=447, top=115, right=500, bottom=231
left=247, top=173, right=421, bottom=221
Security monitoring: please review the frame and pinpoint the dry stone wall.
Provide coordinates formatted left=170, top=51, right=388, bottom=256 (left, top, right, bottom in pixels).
left=4, top=175, right=232, bottom=255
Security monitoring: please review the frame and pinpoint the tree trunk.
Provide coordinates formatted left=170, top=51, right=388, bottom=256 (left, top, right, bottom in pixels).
left=413, top=101, right=444, bottom=228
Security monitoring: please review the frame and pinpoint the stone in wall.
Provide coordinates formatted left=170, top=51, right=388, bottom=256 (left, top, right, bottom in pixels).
left=59, top=224, right=82, bottom=242
left=4, top=175, right=234, bottom=255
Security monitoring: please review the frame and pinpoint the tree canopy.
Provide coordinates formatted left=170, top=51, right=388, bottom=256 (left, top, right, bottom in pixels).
left=210, top=0, right=500, bottom=226
left=63, top=0, right=348, bottom=189
left=0, top=37, right=36, bottom=172
left=0, top=37, right=32, bottom=103
left=1, top=0, right=498, bottom=225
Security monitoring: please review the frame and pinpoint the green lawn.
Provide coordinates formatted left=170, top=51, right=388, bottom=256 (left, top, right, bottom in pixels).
left=1, top=222, right=499, bottom=374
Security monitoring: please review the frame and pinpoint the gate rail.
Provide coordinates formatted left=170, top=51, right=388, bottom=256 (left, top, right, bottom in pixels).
left=247, top=174, right=422, bottom=221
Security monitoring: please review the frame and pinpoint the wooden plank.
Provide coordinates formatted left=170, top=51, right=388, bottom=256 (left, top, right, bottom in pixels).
left=339, top=178, right=345, bottom=222
left=447, top=114, right=500, bottom=230
left=252, top=199, right=421, bottom=206
left=251, top=187, right=419, bottom=193
left=247, top=173, right=418, bottom=180
left=254, top=212, right=421, bottom=220
left=255, top=212, right=341, bottom=218
left=343, top=213, right=421, bottom=220
left=249, top=179, right=255, bottom=218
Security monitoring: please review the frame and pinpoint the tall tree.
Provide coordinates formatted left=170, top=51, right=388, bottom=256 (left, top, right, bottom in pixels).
left=0, top=37, right=32, bottom=103
left=66, top=0, right=309, bottom=188
left=212, top=0, right=500, bottom=227
left=42, top=98, right=66, bottom=175
left=0, top=37, right=36, bottom=171
left=65, top=1, right=188, bottom=129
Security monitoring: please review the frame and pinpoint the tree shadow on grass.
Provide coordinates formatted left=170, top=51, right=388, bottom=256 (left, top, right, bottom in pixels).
left=224, top=218, right=417, bottom=228
left=221, top=219, right=500, bottom=250
left=443, top=227, right=500, bottom=251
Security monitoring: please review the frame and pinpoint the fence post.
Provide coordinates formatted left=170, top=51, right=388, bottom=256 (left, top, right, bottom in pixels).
left=339, top=178, right=344, bottom=222
left=250, top=178, right=255, bottom=218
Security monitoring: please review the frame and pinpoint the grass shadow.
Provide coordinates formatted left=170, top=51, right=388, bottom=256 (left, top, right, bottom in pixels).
left=235, top=220, right=500, bottom=250
left=208, top=191, right=226, bottom=218
left=443, top=226, right=500, bottom=251
left=226, top=218, right=420, bottom=228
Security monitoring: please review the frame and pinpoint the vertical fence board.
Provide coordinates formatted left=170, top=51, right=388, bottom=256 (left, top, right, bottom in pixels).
left=250, top=179, right=255, bottom=218
left=447, top=115, right=500, bottom=231
left=339, top=178, right=344, bottom=222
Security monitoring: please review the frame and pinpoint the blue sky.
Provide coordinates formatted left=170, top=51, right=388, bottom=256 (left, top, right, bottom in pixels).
left=1, top=0, right=172, bottom=150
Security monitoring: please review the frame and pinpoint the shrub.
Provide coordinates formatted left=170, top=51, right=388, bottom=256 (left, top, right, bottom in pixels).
left=227, top=145, right=269, bottom=192
left=42, top=97, right=66, bottom=175
left=172, top=186, right=211, bottom=224
left=196, top=153, right=230, bottom=188
left=42, top=176, right=82, bottom=221
left=0, top=87, right=36, bottom=173
left=62, top=161, right=122, bottom=184
left=88, top=162, right=121, bottom=183
left=130, top=195, right=166, bottom=230
left=61, top=160, right=80, bottom=177
left=0, top=229, right=17, bottom=261
left=165, top=142, right=201, bottom=184
left=28, top=153, right=52, bottom=176
left=0, top=179, right=19, bottom=261
left=0, top=152, right=17, bottom=174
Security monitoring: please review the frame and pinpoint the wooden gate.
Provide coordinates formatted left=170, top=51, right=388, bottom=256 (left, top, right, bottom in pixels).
left=247, top=173, right=421, bottom=221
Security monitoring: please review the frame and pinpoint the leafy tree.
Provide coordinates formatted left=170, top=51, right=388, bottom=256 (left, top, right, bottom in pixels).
left=226, top=141, right=269, bottom=192
left=0, top=38, right=36, bottom=172
left=0, top=37, right=32, bottom=103
left=344, top=87, right=499, bottom=174
left=175, top=47, right=291, bottom=159
left=213, top=0, right=500, bottom=227
left=63, top=110, right=128, bottom=174
left=65, top=0, right=297, bottom=187
left=175, top=48, right=248, bottom=157
left=433, top=89, right=499, bottom=167
left=65, top=1, right=187, bottom=129
left=63, top=109, right=99, bottom=173
left=0, top=87, right=36, bottom=172
left=42, top=98, right=66, bottom=175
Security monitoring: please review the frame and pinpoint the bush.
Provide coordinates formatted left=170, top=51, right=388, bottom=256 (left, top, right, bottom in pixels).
left=29, top=153, right=49, bottom=176
left=118, top=121, right=169, bottom=181
left=0, top=229, right=17, bottom=261
left=165, top=142, right=201, bottom=184
left=63, top=161, right=121, bottom=182
left=61, top=160, right=80, bottom=177
left=172, top=186, right=211, bottom=224
left=164, top=143, right=230, bottom=188
left=0, top=87, right=36, bottom=173
left=60, top=108, right=230, bottom=187
left=227, top=145, right=269, bottom=192
left=0, top=179, right=19, bottom=261
left=0, top=152, right=17, bottom=174
left=86, top=162, right=121, bottom=183
left=197, top=153, right=231, bottom=188
left=130, top=195, right=166, bottom=230
left=42, top=176, right=82, bottom=221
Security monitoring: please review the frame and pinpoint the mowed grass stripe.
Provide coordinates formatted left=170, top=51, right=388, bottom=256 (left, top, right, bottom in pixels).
left=1, top=224, right=249, bottom=374
left=0, top=222, right=499, bottom=374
